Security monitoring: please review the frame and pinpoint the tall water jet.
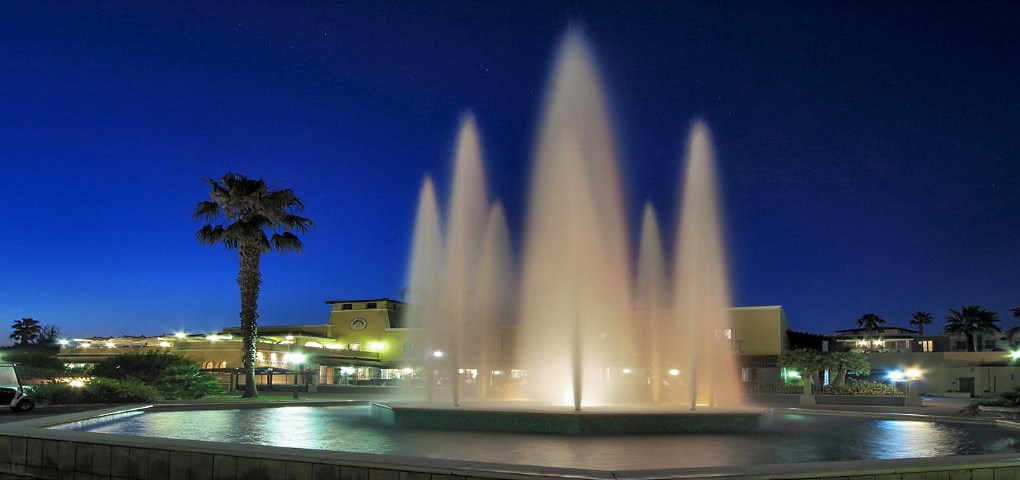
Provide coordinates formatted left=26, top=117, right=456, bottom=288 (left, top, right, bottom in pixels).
left=438, top=113, right=489, bottom=406
left=472, top=202, right=514, bottom=400
left=404, top=176, right=444, bottom=402
left=635, top=202, right=669, bottom=403
left=672, top=121, right=744, bottom=409
left=516, top=27, right=633, bottom=409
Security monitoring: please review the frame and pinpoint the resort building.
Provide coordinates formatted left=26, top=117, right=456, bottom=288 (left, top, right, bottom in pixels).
left=57, top=298, right=790, bottom=392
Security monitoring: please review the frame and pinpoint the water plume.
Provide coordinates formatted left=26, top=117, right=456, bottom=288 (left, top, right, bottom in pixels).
left=471, top=202, right=514, bottom=400
left=635, top=202, right=668, bottom=402
left=403, top=176, right=443, bottom=401
left=672, top=121, right=744, bottom=408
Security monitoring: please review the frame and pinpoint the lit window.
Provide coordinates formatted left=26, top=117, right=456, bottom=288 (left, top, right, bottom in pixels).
left=921, top=340, right=933, bottom=352
left=723, top=329, right=733, bottom=340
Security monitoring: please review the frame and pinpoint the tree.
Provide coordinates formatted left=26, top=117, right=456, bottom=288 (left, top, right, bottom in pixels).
left=10, top=318, right=42, bottom=346
left=92, top=351, right=195, bottom=384
left=1005, top=307, right=1020, bottom=349
left=856, top=313, right=886, bottom=332
left=945, top=306, right=1000, bottom=352
left=194, top=173, right=313, bottom=398
left=778, top=349, right=825, bottom=395
left=826, top=351, right=870, bottom=387
left=909, top=311, right=933, bottom=335
left=36, top=325, right=61, bottom=345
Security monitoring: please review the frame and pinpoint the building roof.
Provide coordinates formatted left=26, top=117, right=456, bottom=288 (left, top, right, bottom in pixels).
left=324, top=297, right=404, bottom=305
left=835, top=326, right=919, bottom=334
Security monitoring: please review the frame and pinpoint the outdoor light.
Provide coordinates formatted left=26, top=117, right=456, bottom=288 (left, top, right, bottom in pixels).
left=622, top=368, right=632, bottom=374
left=105, top=342, right=115, bottom=348
left=369, top=341, right=385, bottom=351
left=1010, top=350, right=1020, bottom=361
left=68, top=380, right=85, bottom=388
left=79, top=342, right=91, bottom=349
left=304, top=341, right=323, bottom=348
left=174, top=331, right=186, bottom=339
left=401, top=368, right=414, bottom=374
left=887, top=370, right=905, bottom=382
left=158, top=341, right=171, bottom=348
left=458, top=369, right=465, bottom=374
left=285, top=335, right=295, bottom=341
left=325, top=344, right=344, bottom=350
left=57, top=339, right=69, bottom=346
left=786, top=370, right=801, bottom=379
left=290, top=352, right=307, bottom=364
left=905, top=368, right=922, bottom=380
left=432, top=350, right=444, bottom=358
left=206, top=335, right=221, bottom=342
left=492, top=370, right=503, bottom=376
left=668, top=369, right=680, bottom=376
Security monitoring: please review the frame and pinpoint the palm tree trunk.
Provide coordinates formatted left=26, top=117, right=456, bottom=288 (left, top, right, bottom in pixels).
left=238, top=244, right=262, bottom=398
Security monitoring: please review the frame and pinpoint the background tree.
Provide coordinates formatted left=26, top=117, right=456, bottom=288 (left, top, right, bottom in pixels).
left=36, top=324, right=61, bottom=345
left=194, top=173, right=313, bottom=398
left=856, top=313, right=886, bottom=332
left=909, top=311, right=933, bottom=335
left=1005, top=307, right=1020, bottom=349
left=10, top=318, right=42, bottom=345
left=945, top=305, right=1000, bottom=352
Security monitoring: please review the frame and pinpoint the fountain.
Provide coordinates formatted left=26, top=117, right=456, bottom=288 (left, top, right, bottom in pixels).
left=381, top=26, right=757, bottom=433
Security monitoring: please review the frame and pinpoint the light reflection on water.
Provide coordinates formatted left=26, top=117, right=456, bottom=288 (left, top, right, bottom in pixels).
left=62, top=406, right=1020, bottom=470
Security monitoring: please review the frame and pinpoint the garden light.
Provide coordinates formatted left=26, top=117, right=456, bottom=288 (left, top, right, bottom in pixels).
left=887, top=370, right=905, bottom=382
left=68, top=380, right=85, bottom=388
left=1010, top=350, right=1020, bottom=361
left=905, top=368, right=922, bottom=380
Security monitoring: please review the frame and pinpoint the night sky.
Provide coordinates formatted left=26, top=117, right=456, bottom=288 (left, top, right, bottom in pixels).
left=2, top=2, right=1019, bottom=341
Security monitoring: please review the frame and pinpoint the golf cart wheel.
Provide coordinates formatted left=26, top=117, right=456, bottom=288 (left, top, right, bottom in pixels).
left=10, top=399, right=34, bottom=412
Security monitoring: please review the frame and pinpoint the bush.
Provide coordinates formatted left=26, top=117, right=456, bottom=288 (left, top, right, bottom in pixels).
left=30, top=378, right=164, bottom=404
left=155, top=364, right=223, bottom=400
left=2, top=351, right=65, bottom=370
left=92, top=351, right=194, bottom=383
left=754, top=383, right=803, bottom=394
left=823, top=379, right=900, bottom=396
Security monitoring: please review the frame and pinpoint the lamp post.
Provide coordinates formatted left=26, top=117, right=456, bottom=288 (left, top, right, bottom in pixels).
left=290, top=352, right=306, bottom=399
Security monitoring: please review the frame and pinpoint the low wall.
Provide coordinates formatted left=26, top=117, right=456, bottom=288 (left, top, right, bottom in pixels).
left=749, top=394, right=907, bottom=406
left=3, top=405, right=1020, bottom=480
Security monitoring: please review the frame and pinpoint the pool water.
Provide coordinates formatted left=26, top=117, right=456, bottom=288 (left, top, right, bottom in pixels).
left=57, top=405, right=1020, bottom=470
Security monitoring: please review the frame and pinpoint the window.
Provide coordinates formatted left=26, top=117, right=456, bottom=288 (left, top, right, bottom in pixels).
left=218, top=361, right=227, bottom=368
left=366, top=302, right=377, bottom=309
left=202, top=361, right=214, bottom=369
left=921, top=340, right=934, bottom=352
left=341, top=303, right=353, bottom=310
left=349, top=343, right=361, bottom=351
left=723, top=329, right=733, bottom=340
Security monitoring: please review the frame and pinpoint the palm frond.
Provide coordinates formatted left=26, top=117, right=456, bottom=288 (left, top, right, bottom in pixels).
left=271, top=232, right=303, bottom=252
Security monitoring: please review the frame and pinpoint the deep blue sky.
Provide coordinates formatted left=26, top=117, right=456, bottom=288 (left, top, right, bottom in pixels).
left=2, top=1, right=1019, bottom=341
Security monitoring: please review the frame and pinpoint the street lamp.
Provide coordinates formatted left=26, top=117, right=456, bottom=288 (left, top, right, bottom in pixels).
left=290, top=352, right=307, bottom=399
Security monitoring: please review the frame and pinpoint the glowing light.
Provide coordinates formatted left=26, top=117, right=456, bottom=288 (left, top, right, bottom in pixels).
left=79, top=342, right=91, bottom=349
left=888, top=370, right=905, bottom=382
left=622, top=368, right=632, bottom=375
left=905, top=368, right=922, bottom=380
left=285, top=335, right=295, bottom=341
left=279, top=340, right=294, bottom=345
left=304, top=342, right=323, bottom=348
left=458, top=369, right=465, bottom=374
left=432, top=350, right=444, bottom=358
left=1010, top=350, right=1020, bottom=360
left=206, top=335, right=221, bottom=342
left=105, top=342, right=115, bottom=348
left=290, top=353, right=307, bottom=364
left=492, top=370, right=502, bottom=376
left=401, top=367, right=414, bottom=374
left=57, top=339, right=69, bottom=346
left=174, top=331, right=186, bottom=339
left=369, top=341, right=385, bottom=352
left=340, top=367, right=356, bottom=374
left=68, top=380, right=85, bottom=388
left=786, top=370, right=801, bottom=379
left=325, top=344, right=344, bottom=350
left=157, top=341, right=171, bottom=348
left=668, top=369, right=680, bottom=376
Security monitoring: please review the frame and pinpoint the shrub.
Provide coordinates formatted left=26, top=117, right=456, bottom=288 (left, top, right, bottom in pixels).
left=155, top=364, right=223, bottom=400
left=92, top=351, right=194, bottom=383
left=2, top=351, right=65, bottom=371
left=823, top=379, right=900, bottom=396
left=754, top=383, right=803, bottom=394
left=30, top=378, right=163, bottom=404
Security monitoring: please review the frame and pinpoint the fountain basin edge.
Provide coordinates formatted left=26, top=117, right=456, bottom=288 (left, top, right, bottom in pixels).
left=370, top=402, right=765, bottom=434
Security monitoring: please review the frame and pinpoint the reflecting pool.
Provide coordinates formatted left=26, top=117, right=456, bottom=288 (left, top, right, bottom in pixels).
left=56, top=406, right=1020, bottom=470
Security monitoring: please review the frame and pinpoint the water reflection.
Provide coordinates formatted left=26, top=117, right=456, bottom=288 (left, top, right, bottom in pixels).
left=68, top=407, right=1020, bottom=470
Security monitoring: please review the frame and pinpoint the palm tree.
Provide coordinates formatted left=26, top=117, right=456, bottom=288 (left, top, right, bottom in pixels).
left=1006, top=307, right=1020, bottom=349
left=10, top=318, right=42, bottom=345
left=909, top=311, right=933, bottom=335
left=827, top=351, right=871, bottom=388
left=945, top=306, right=1000, bottom=352
left=856, top=313, right=886, bottom=332
left=778, top=349, right=824, bottom=395
left=194, top=173, right=313, bottom=398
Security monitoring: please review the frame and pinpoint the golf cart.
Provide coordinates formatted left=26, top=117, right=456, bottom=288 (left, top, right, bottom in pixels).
left=0, top=362, right=34, bottom=412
